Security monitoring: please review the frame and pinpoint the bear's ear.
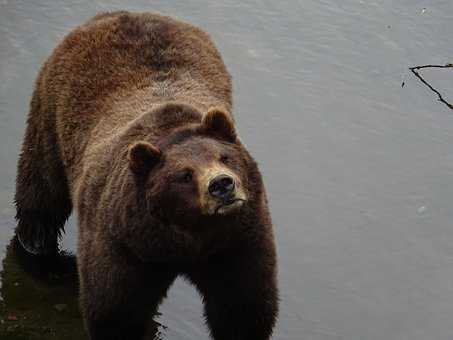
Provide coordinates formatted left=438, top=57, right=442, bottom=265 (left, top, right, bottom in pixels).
left=127, top=141, right=162, bottom=175
left=202, top=107, right=237, bottom=142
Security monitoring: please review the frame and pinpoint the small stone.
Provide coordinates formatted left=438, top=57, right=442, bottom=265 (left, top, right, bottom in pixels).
left=13, top=282, right=19, bottom=287
left=7, top=324, right=19, bottom=332
left=54, top=304, right=67, bottom=312
left=417, top=206, right=427, bottom=214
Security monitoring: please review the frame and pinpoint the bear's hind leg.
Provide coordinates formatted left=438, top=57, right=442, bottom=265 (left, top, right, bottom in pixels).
left=14, top=90, right=72, bottom=255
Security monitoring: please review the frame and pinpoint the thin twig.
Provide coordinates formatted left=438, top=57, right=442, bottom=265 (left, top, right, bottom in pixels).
left=410, top=63, right=453, bottom=70
left=409, top=63, right=453, bottom=111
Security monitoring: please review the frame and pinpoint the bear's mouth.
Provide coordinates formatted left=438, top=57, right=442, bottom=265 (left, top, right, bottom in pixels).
left=215, top=198, right=245, bottom=215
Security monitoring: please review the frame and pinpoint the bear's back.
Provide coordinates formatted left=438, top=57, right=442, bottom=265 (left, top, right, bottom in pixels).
left=37, top=11, right=232, bottom=175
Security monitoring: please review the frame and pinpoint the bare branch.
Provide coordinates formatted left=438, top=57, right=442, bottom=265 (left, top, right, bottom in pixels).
left=409, top=63, right=453, bottom=111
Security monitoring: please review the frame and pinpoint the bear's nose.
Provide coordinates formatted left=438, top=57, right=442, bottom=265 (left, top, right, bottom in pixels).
left=208, top=175, right=235, bottom=199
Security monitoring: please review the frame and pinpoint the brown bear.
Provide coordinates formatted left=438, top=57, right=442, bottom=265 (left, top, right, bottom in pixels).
left=14, top=11, right=278, bottom=340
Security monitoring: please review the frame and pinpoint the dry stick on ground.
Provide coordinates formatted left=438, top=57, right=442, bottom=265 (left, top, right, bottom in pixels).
left=409, top=63, right=453, bottom=111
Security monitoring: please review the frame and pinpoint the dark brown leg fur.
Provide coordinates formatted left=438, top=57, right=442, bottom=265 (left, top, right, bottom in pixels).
left=79, top=237, right=177, bottom=340
left=186, top=244, right=279, bottom=340
left=15, top=89, right=72, bottom=255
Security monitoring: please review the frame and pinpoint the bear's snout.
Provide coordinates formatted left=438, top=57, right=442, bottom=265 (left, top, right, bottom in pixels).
left=198, top=164, right=246, bottom=215
left=208, top=174, right=235, bottom=200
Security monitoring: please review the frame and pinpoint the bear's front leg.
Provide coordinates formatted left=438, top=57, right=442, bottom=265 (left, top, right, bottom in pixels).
left=78, top=234, right=177, bottom=340
left=187, top=239, right=279, bottom=340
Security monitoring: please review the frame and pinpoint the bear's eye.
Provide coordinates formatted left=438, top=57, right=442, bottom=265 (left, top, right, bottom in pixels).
left=220, top=155, right=229, bottom=164
left=178, top=170, right=193, bottom=183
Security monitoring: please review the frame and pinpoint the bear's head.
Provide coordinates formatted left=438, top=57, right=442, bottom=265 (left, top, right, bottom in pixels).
left=126, top=104, right=261, bottom=227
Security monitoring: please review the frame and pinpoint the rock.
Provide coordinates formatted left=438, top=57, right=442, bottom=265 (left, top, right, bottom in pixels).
left=54, top=304, right=67, bottom=312
left=6, top=314, right=18, bottom=321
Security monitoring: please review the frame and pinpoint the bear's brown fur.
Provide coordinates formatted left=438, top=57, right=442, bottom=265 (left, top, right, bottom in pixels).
left=15, top=11, right=278, bottom=340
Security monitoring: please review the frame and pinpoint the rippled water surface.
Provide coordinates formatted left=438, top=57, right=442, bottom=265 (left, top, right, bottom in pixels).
left=1, top=1, right=453, bottom=339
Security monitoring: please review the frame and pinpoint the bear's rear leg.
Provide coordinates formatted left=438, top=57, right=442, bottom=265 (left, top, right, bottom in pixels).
left=14, top=92, right=72, bottom=255
left=15, top=205, right=70, bottom=255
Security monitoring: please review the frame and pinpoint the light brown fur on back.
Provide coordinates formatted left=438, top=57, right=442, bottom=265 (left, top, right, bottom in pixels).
left=38, top=11, right=231, bottom=186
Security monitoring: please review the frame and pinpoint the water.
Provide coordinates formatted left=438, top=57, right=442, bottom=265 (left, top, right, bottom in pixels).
left=1, top=1, right=453, bottom=339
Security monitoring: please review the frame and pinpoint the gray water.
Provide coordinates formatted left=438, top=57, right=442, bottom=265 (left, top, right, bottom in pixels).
left=1, top=1, right=453, bottom=339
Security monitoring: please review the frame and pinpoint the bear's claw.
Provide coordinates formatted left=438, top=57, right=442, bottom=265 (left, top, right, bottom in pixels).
left=16, top=223, right=59, bottom=255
